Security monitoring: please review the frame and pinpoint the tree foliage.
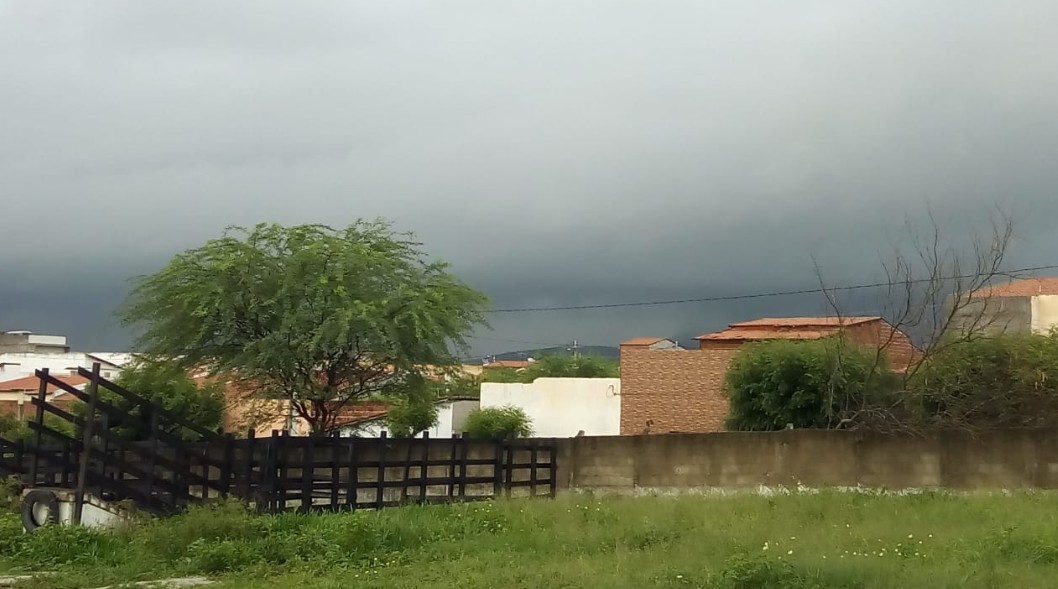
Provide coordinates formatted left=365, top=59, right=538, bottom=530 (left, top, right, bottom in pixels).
left=71, top=359, right=225, bottom=441
left=122, top=221, right=489, bottom=433
left=908, top=331, right=1058, bottom=429
left=462, top=406, right=533, bottom=439
left=479, top=354, right=619, bottom=384
left=384, top=376, right=440, bottom=438
left=724, top=338, right=898, bottom=431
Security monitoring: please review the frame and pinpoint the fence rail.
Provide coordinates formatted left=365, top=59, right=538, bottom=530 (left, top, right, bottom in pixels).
left=9, top=364, right=557, bottom=517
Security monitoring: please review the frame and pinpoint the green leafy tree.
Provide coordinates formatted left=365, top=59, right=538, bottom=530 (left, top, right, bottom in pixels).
left=1, top=412, right=75, bottom=442
left=70, top=359, right=224, bottom=441
left=724, top=338, right=898, bottom=431
left=479, top=367, right=524, bottom=383
left=122, top=221, right=489, bottom=433
left=480, top=354, right=619, bottom=384
left=384, top=376, right=440, bottom=438
left=909, top=331, right=1058, bottom=429
left=462, top=405, right=533, bottom=439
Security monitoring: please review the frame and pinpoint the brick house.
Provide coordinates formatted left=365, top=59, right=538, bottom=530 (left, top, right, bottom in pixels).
left=695, top=316, right=916, bottom=371
left=0, top=374, right=86, bottom=420
left=619, top=316, right=916, bottom=435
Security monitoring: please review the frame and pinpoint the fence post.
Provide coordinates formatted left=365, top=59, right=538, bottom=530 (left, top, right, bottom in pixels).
left=504, top=441, right=514, bottom=498
left=530, top=445, right=538, bottom=497
left=301, top=435, right=315, bottom=512
left=257, top=430, right=279, bottom=514
left=98, top=413, right=110, bottom=497
left=144, top=397, right=161, bottom=507
left=346, top=438, right=359, bottom=509
left=240, top=428, right=255, bottom=500
left=492, top=440, right=503, bottom=499
left=73, top=363, right=102, bottom=526
left=28, top=368, right=48, bottom=485
left=548, top=445, right=558, bottom=499
left=330, top=432, right=340, bottom=510
left=220, top=434, right=235, bottom=499
left=418, top=431, right=429, bottom=504
left=447, top=434, right=458, bottom=500
left=375, top=431, right=387, bottom=509
left=458, top=434, right=468, bottom=499
left=276, top=430, right=288, bottom=512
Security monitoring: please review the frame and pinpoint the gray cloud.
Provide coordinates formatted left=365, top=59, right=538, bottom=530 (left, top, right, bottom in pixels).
left=3, top=1, right=1058, bottom=354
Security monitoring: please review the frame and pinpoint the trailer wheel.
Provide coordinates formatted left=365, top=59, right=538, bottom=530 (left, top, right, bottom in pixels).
left=20, top=489, right=60, bottom=532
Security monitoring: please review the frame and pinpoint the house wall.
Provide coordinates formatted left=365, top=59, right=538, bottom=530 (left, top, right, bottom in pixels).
left=554, top=428, right=1058, bottom=491
left=0, top=353, right=123, bottom=381
left=618, top=348, right=738, bottom=435
left=846, top=321, right=917, bottom=371
left=1030, top=295, right=1058, bottom=334
left=949, top=296, right=1032, bottom=336
left=338, top=400, right=480, bottom=438
left=480, top=378, right=621, bottom=437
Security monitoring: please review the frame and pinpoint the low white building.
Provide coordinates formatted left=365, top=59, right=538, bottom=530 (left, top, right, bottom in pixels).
left=337, top=398, right=479, bottom=438
left=480, top=377, right=621, bottom=437
left=0, top=331, right=132, bottom=381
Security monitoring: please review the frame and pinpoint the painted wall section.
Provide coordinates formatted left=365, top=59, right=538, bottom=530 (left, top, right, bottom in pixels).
left=480, top=378, right=621, bottom=437
left=1030, top=295, right=1058, bottom=334
left=339, top=400, right=479, bottom=438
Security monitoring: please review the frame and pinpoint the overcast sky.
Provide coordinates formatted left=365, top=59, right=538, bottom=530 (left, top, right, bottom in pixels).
left=3, top=1, right=1058, bottom=356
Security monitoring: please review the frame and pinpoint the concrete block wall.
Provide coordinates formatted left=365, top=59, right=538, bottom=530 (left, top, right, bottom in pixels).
left=553, top=428, right=1058, bottom=492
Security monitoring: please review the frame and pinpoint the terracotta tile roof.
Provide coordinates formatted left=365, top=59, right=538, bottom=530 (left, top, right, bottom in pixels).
left=483, top=360, right=532, bottom=369
left=728, top=317, right=881, bottom=328
left=972, top=277, right=1058, bottom=298
left=0, top=374, right=89, bottom=393
left=332, top=402, right=392, bottom=427
left=621, top=337, right=667, bottom=346
left=696, top=316, right=882, bottom=341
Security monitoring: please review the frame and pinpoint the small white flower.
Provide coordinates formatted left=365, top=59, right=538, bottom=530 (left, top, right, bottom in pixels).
left=787, top=550, right=793, bottom=555
left=908, top=534, right=914, bottom=539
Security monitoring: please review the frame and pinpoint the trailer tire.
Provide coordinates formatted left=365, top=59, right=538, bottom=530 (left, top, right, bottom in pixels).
left=20, top=489, right=60, bottom=532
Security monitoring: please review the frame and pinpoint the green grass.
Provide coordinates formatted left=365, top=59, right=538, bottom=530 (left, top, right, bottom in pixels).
left=4, top=491, right=1058, bottom=588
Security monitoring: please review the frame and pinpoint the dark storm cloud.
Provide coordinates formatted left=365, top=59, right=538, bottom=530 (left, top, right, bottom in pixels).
left=3, top=1, right=1058, bottom=354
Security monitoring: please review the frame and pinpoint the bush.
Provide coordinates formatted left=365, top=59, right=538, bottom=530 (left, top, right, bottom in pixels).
left=724, top=337, right=897, bottom=431
left=72, top=358, right=224, bottom=441
left=462, top=406, right=533, bottom=439
left=909, top=332, right=1058, bottom=428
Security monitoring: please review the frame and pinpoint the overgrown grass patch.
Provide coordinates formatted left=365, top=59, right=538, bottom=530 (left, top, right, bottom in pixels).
left=3, top=491, right=1058, bottom=588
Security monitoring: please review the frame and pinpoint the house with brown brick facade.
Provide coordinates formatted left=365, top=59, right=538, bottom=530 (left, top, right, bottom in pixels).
left=619, top=316, right=916, bottom=436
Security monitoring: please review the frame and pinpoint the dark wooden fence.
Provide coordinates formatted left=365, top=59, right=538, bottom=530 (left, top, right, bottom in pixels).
left=12, top=364, right=556, bottom=518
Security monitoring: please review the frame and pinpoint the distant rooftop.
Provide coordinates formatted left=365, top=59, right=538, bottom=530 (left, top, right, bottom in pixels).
left=696, top=316, right=883, bottom=341
left=971, top=277, right=1058, bottom=298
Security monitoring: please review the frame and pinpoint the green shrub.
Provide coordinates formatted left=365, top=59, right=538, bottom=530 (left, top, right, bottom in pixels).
left=910, top=332, right=1058, bottom=428
left=462, top=406, right=533, bottom=439
left=724, top=337, right=897, bottom=431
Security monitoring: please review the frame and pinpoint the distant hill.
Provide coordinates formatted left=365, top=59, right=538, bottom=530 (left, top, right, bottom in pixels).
left=482, top=345, right=620, bottom=363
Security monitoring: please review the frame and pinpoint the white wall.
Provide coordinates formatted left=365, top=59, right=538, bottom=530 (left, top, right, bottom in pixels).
left=480, top=377, right=621, bottom=437
left=1031, top=295, right=1058, bottom=334
left=338, top=400, right=479, bottom=438
left=0, top=353, right=125, bottom=381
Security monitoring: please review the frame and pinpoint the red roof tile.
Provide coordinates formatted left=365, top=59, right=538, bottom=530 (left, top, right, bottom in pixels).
left=0, top=374, right=89, bottom=393
left=728, top=317, right=880, bottom=328
left=696, top=316, right=882, bottom=341
left=972, top=277, right=1058, bottom=298
left=621, top=337, right=667, bottom=346
left=483, top=360, right=532, bottom=369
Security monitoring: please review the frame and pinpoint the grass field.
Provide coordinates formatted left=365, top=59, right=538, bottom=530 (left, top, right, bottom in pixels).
left=4, top=491, right=1058, bottom=588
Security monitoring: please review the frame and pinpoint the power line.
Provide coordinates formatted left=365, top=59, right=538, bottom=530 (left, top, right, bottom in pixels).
left=486, top=264, right=1058, bottom=314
